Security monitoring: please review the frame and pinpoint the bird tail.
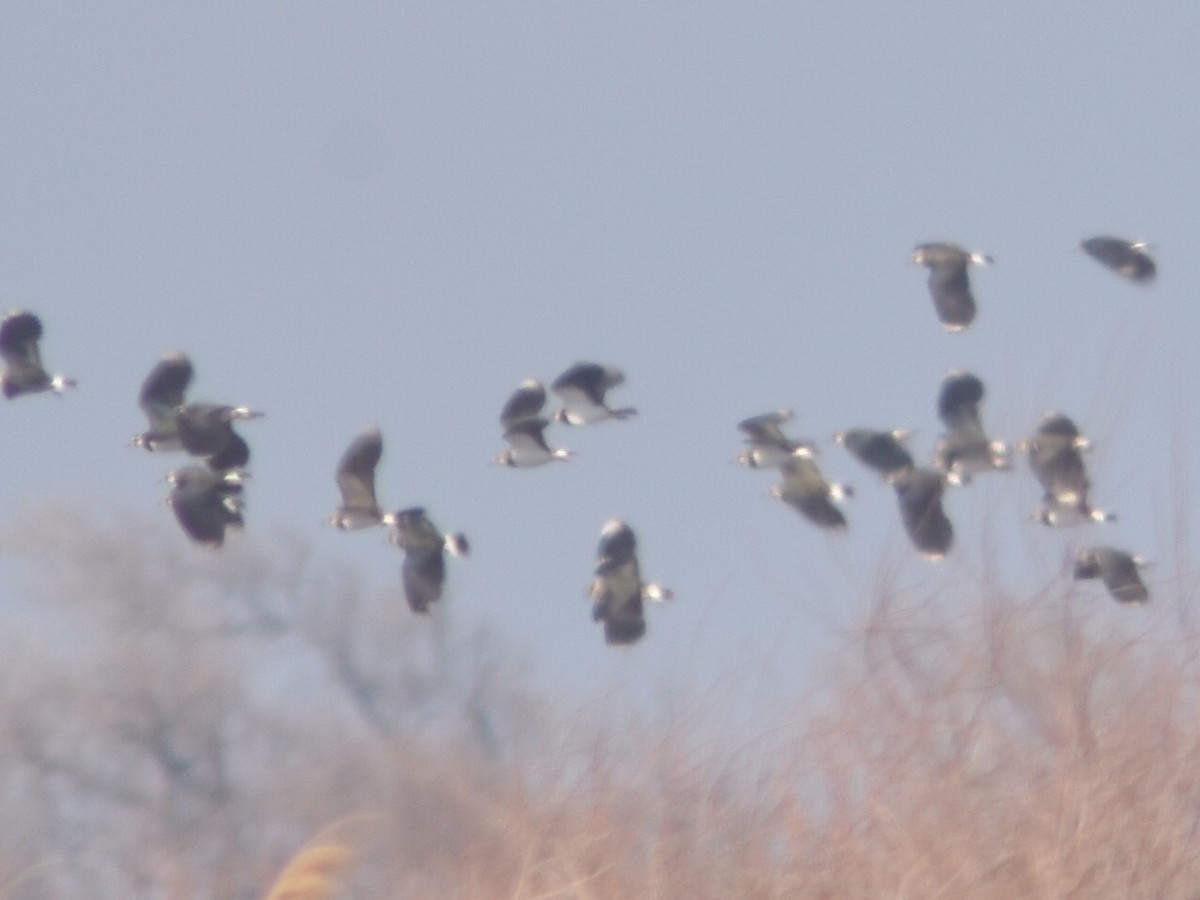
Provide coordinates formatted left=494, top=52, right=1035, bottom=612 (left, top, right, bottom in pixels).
left=230, top=406, right=265, bottom=420
left=642, top=582, right=674, bottom=602
left=988, top=440, right=1013, bottom=469
left=609, top=407, right=637, bottom=420
left=944, top=470, right=970, bottom=488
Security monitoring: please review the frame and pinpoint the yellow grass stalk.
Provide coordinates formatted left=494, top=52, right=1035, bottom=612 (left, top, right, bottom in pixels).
left=262, top=843, right=352, bottom=900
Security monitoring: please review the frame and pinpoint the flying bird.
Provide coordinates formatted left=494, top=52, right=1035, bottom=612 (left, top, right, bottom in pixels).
left=835, top=428, right=915, bottom=479
left=589, top=518, right=672, bottom=646
left=1079, top=236, right=1156, bottom=283
left=768, top=451, right=852, bottom=530
left=132, top=353, right=262, bottom=469
left=933, top=370, right=1011, bottom=484
left=0, top=310, right=75, bottom=399
left=736, top=408, right=814, bottom=469
left=910, top=242, right=992, bottom=331
left=892, top=467, right=953, bottom=558
left=383, top=507, right=469, bottom=614
left=165, top=464, right=245, bottom=548
left=551, top=362, right=636, bottom=425
left=175, top=402, right=263, bottom=471
left=495, top=418, right=573, bottom=467
left=1021, top=412, right=1113, bottom=525
left=1073, top=546, right=1149, bottom=603
left=133, top=351, right=193, bottom=451
left=494, top=378, right=572, bottom=466
left=328, top=426, right=386, bottom=529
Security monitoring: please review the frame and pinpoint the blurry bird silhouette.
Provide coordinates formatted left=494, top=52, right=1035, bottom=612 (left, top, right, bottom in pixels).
left=328, top=426, right=387, bottom=530
left=1079, top=236, right=1156, bottom=283
left=910, top=242, right=992, bottom=331
left=589, top=518, right=672, bottom=645
left=769, top=451, right=852, bottom=530
left=552, top=362, right=636, bottom=425
left=933, top=370, right=1011, bottom=484
left=0, top=310, right=75, bottom=399
left=384, top=507, right=469, bottom=614
left=1073, top=546, right=1149, bottom=603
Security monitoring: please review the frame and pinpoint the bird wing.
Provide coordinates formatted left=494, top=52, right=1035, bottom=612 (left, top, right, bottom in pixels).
left=1082, top=237, right=1156, bottom=282
left=895, top=469, right=953, bottom=557
left=336, top=427, right=383, bottom=509
left=777, top=457, right=846, bottom=529
left=737, top=409, right=793, bottom=446
left=0, top=311, right=47, bottom=379
left=1028, top=439, right=1089, bottom=501
left=842, top=430, right=914, bottom=476
left=207, top=431, right=251, bottom=472
left=499, top=380, right=546, bottom=428
left=595, top=519, right=637, bottom=569
left=1035, top=413, right=1082, bottom=440
left=177, top=403, right=236, bottom=457
left=503, top=418, right=553, bottom=453
left=590, top=556, right=645, bottom=645
left=553, top=363, right=610, bottom=406
left=168, top=468, right=233, bottom=546
left=937, top=372, right=985, bottom=429
left=139, top=352, right=193, bottom=428
left=402, top=545, right=446, bottom=613
left=1098, top=548, right=1149, bottom=603
left=927, top=261, right=976, bottom=330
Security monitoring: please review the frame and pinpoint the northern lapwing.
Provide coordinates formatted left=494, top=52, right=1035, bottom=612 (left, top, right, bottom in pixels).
left=910, top=242, right=992, bottom=331
left=0, top=310, right=75, bottom=399
left=589, top=518, right=672, bottom=645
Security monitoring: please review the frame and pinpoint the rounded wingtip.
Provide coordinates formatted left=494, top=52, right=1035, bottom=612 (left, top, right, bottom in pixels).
left=600, top=517, right=627, bottom=537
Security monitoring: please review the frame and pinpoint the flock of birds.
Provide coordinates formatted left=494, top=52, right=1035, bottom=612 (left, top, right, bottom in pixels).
left=738, top=235, right=1155, bottom=606
left=0, top=234, right=1158, bottom=643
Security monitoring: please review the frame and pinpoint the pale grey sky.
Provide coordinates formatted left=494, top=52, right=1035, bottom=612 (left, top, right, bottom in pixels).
left=2, top=3, right=1198, bottom=712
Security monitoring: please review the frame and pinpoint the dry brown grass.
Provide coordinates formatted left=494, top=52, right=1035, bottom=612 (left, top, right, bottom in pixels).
left=3, top=507, right=1198, bottom=897
left=357, top=579, right=1200, bottom=899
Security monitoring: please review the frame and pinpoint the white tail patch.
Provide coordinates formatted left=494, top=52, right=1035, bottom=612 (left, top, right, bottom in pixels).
left=642, top=582, right=673, bottom=602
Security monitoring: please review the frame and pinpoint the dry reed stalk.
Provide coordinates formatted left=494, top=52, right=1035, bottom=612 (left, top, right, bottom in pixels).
left=262, top=843, right=351, bottom=900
